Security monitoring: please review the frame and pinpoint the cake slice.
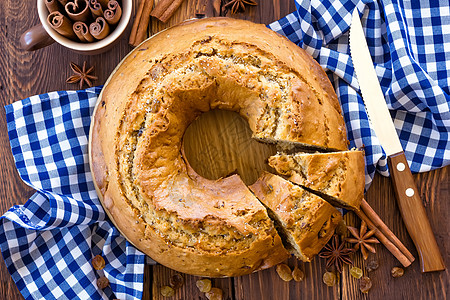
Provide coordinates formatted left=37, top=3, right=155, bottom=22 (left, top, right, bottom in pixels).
left=268, top=150, right=365, bottom=210
left=249, top=172, right=342, bottom=262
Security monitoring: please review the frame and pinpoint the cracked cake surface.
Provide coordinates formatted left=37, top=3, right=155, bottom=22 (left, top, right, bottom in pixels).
left=89, top=17, right=355, bottom=277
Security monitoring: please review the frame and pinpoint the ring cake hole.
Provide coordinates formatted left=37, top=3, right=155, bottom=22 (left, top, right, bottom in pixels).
left=183, top=109, right=277, bottom=185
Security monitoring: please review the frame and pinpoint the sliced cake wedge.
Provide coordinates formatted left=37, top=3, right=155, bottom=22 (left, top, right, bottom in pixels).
left=249, top=172, right=342, bottom=262
left=268, top=150, right=365, bottom=210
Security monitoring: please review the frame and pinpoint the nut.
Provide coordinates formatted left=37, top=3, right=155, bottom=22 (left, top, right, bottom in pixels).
left=276, top=263, right=293, bottom=281
left=366, top=259, right=379, bottom=272
left=92, top=255, right=105, bottom=270
left=292, top=266, right=305, bottom=282
left=160, top=285, right=175, bottom=297
left=359, top=276, right=372, bottom=293
left=196, top=279, right=212, bottom=293
left=323, top=271, right=337, bottom=287
left=169, top=273, right=184, bottom=289
left=350, top=266, right=363, bottom=279
left=391, top=267, right=404, bottom=278
left=205, top=287, right=223, bottom=300
left=97, top=276, right=109, bottom=289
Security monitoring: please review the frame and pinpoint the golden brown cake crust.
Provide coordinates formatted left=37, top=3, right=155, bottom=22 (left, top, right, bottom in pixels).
left=90, top=17, right=352, bottom=277
left=268, top=150, right=365, bottom=210
left=250, top=172, right=342, bottom=262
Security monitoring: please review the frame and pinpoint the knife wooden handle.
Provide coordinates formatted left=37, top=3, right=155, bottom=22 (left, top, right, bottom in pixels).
left=388, top=152, right=445, bottom=272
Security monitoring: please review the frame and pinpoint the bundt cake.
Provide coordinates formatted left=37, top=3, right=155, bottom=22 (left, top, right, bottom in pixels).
left=89, top=17, right=358, bottom=277
left=249, top=172, right=342, bottom=262
left=268, top=150, right=365, bottom=210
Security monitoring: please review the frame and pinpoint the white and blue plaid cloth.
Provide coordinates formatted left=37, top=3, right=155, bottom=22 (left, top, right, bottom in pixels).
left=1, top=0, right=449, bottom=299
left=1, top=88, right=146, bottom=300
left=269, top=0, right=450, bottom=185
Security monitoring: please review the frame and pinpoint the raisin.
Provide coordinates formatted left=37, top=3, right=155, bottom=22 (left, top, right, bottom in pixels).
left=359, top=276, right=372, bottom=293
left=196, top=279, right=212, bottom=293
left=92, top=255, right=105, bottom=270
left=276, top=264, right=293, bottom=281
left=335, top=219, right=348, bottom=236
left=391, top=267, right=404, bottom=278
left=169, top=273, right=184, bottom=289
left=323, top=271, right=337, bottom=287
left=205, top=287, right=223, bottom=300
left=97, top=276, right=109, bottom=289
left=160, top=285, right=175, bottom=297
left=292, top=266, right=305, bottom=282
left=350, top=266, right=363, bottom=279
left=366, top=259, right=379, bottom=272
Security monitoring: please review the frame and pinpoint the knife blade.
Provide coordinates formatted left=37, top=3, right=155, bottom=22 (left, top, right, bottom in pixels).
left=349, top=9, right=445, bottom=272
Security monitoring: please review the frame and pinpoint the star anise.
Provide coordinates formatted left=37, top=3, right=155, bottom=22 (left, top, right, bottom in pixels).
left=224, top=0, right=258, bottom=14
left=346, top=220, right=379, bottom=260
left=66, top=61, right=98, bottom=89
left=319, top=235, right=355, bottom=273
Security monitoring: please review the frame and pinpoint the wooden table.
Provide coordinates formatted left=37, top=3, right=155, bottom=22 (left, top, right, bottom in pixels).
left=0, top=0, right=448, bottom=299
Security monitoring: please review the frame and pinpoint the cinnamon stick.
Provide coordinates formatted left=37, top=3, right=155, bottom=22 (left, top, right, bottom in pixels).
left=45, top=0, right=60, bottom=13
left=47, top=11, right=77, bottom=40
left=89, top=16, right=110, bottom=40
left=104, top=0, right=122, bottom=25
left=129, top=0, right=154, bottom=47
left=97, top=0, right=110, bottom=9
left=129, top=0, right=146, bottom=46
left=73, top=22, right=87, bottom=42
left=73, top=21, right=95, bottom=42
left=355, top=209, right=413, bottom=267
left=360, top=199, right=415, bottom=262
left=65, top=0, right=91, bottom=22
left=89, top=0, right=104, bottom=17
left=151, top=0, right=185, bottom=23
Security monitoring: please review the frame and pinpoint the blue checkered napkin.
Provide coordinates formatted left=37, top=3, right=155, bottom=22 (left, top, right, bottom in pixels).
left=0, top=87, right=146, bottom=300
left=269, top=0, right=450, bottom=189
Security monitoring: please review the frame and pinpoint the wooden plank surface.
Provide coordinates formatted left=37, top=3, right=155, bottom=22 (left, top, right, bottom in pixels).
left=0, top=1, right=448, bottom=300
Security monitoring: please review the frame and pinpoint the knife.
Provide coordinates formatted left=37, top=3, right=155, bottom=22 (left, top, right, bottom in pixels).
left=349, top=9, right=445, bottom=272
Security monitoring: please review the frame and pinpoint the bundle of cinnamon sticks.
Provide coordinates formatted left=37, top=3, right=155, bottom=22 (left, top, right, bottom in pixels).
left=355, top=199, right=415, bottom=267
left=45, top=0, right=123, bottom=42
left=129, top=0, right=186, bottom=47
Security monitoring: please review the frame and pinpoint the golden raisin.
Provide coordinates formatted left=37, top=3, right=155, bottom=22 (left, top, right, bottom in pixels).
left=292, top=266, right=305, bottom=282
left=205, top=287, right=223, bottom=300
left=97, top=276, right=109, bottom=289
left=160, top=285, right=175, bottom=297
left=350, top=266, right=363, bottom=279
left=169, top=273, right=184, bottom=289
left=359, top=276, right=372, bottom=293
left=196, top=279, right=212, bottom=293
left=276, top=264, right=293, bottom=281
left=391, top=267, right=404, bottom=278
left=323, top=271, right=337, bottom=287
left=92, top=255, right=105, bottom=270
